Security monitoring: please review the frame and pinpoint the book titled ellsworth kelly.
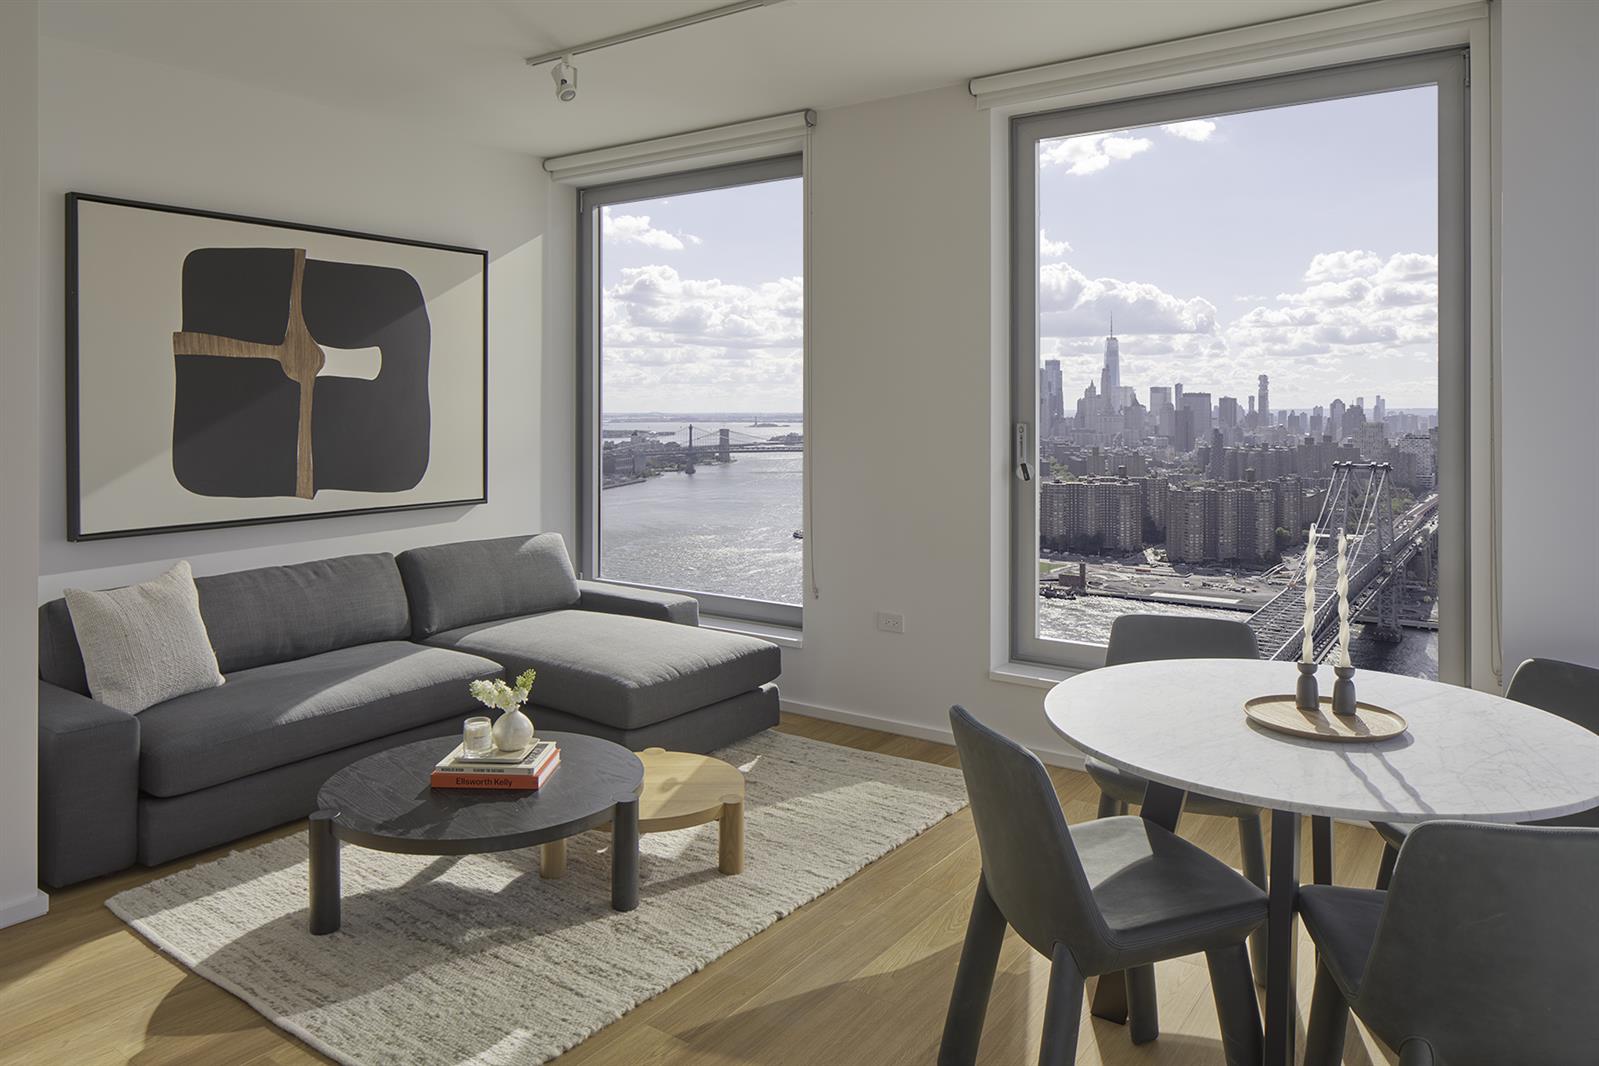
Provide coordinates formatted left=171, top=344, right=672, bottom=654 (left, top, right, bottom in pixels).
left=431, top=752, right=560, bottom=791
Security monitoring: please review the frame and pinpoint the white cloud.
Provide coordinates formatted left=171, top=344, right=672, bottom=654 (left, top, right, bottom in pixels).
left=1039, top=132, right=1153, bottom=175
left=1162, top=119, right=1217, bottom=142
left=1039, top=261, right=1218, bottom=337
left=1039, top=229, right=1072, bottom=257
left=601, top=208, right=698, bottom=251
left=600, top=264, right=802, bottom=408
left=1303, top=249, right=1383, bottom=282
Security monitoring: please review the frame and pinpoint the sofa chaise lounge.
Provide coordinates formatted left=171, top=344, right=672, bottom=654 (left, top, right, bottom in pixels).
left=37, top=533, right=780, bottom=887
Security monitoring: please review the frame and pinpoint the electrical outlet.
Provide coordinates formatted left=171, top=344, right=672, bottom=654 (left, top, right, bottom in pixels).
left=875, top=611, right=905, bottom=634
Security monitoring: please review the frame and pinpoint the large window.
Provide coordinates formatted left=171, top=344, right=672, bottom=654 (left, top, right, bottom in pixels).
left=1012, top=53, right=1468, bottom=680
left=580, top=158, right=804, bottom=625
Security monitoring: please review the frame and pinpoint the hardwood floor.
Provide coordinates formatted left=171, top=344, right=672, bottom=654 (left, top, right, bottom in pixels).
left=0, top=713, right=1400, bottom=1065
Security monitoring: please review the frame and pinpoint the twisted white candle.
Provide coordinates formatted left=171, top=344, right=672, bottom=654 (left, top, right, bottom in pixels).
left=1302, top=523, right=1318, bottom=663
left=1336, top=528, right=1352, bottom=667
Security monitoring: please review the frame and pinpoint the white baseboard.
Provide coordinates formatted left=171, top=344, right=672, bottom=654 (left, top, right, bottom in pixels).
left=779, top=698, right=1087, bottom=772
left=0, top=889, right=48, bottom=930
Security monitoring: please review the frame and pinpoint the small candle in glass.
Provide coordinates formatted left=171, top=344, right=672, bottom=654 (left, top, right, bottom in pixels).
left=463, top=716, right=494, bottom=757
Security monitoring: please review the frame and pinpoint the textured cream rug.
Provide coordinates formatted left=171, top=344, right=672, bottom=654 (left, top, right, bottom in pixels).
left=108, top=730, right=968, bottom=1066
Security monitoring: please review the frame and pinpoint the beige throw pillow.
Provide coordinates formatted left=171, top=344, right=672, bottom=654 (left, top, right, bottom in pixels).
left=64, top=561, right=225, bottom=713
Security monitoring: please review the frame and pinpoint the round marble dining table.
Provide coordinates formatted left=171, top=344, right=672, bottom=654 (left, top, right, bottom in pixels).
left=1044, top=658, right=1599, bottom=1066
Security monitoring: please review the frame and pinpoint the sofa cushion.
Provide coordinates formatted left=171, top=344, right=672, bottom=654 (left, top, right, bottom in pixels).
left=37, top=552, right=412, bottom=686
left=196, top=553, right=412, bottom=673
left=398, top=533, right=581, bottom=639
left=64, top=560, right=224, bottom=713
left=137, top=641, right=500, bottom=797
left=427, top=610, right=781, bottom=731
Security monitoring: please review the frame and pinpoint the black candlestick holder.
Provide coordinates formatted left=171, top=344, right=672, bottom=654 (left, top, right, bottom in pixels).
left=1331, top=665, right=1358, bottom=716
left=1296, top=662, right=1320, bottom=711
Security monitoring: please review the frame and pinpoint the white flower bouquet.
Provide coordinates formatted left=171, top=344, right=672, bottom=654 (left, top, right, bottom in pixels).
left=469, top=668, right=538, bottom=751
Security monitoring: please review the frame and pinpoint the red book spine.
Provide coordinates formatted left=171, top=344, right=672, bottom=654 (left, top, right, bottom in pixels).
left=430, top=753, right=559, bottom=791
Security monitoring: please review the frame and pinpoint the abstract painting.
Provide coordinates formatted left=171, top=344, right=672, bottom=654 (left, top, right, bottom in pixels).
left=67, top=194, right=487, bottom=539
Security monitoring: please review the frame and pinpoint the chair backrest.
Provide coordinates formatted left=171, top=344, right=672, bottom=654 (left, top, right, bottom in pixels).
left=1104, top=614, right=1258, bottom=667
left=1507, top=658, right=1599, bottom=827
left=1358, top=821, right=1599, bottom=1065
left=948, top=705, right=1104, bottom=957
left=1506, top=657, right=1599, bottom=736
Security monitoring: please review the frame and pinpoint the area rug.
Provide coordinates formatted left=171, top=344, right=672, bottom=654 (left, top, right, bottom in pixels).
left=107, top=730, right=969, bottom=1066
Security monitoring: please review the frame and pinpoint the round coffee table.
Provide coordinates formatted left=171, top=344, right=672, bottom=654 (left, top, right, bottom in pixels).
left=308, top=731, right=644, bottom=934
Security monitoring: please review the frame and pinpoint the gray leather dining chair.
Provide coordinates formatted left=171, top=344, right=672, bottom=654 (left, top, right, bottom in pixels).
left=940, top=705, right=1266, bottom=1066
left=1299, top=821, right=1599, bottom=1066
left=1372, top=657, right=1599, bottom=888
left=1084, top=615, right=1269, bottom=965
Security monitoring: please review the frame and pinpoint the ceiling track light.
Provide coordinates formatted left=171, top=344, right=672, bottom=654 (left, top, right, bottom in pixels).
left=551, top=56, right=577, bottom=102
left=526, top=0, right=785, bottom=103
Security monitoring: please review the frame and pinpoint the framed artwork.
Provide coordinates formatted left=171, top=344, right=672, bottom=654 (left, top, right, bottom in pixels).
left=66, top=193, right=488, bottom=540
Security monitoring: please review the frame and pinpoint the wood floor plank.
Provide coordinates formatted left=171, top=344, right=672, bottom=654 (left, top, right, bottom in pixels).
left=0, top=713, right=1401, bottom=1065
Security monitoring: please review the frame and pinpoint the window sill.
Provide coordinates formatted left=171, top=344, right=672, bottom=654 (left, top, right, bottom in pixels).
left=702, top=614, right=804, bottom=649
left=989, top=661, right=1084, bottom=690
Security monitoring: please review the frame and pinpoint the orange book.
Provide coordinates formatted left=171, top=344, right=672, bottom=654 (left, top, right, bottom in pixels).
left=431, top=753, right=560, bottom=791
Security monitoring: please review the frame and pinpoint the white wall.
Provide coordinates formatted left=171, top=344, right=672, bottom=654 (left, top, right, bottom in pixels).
left=774, top=86, right=1074, bottom=759
left=0, top=0, right=49, bottom=929
left=35, top=35, right=572, bottom=600
left=1496, top=0, right=1599, bottom=673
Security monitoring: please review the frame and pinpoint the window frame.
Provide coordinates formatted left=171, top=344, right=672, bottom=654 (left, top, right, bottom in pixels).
left=1009, top=50, right=1470, bottom=680
left=578, top=154, right=805, bottom=627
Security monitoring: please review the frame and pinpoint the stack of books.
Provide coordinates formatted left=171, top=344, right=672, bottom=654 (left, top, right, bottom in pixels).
left=430, top=739, right=560, bottom=791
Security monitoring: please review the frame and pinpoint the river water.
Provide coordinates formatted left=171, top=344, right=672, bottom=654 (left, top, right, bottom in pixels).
left=599, top=425, right=1438, bottom=678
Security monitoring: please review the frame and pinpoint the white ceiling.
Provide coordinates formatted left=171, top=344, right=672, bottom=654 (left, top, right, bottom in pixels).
left=40, top=0, right=1359, bottom=158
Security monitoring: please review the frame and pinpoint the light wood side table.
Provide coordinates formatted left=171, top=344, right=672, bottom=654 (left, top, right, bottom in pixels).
left=636, top=747, right=746, bottom=875
left=540, top=746, right=747, bottom=879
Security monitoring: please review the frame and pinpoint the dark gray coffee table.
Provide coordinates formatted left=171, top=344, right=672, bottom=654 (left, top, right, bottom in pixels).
left=308, top=731, right=644, bottom=934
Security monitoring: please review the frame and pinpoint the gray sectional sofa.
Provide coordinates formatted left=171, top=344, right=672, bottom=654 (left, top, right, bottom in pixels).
left=37, top=533, right=781, bottom=887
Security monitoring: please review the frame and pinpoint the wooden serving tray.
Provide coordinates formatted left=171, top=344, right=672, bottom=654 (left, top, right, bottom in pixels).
left=1244, top=695, right=1407, bottom=742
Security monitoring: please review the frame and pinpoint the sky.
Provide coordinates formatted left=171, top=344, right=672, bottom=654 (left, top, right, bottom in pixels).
left=598, top=84, right=1440, bottom=414
left=1038, top=86, right=1439, bottom=411
left=599, top=178, right=802, bottom=414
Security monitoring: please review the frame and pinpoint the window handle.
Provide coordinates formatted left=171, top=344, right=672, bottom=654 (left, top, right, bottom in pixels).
left=1014, top=422, right=1033, bottom=482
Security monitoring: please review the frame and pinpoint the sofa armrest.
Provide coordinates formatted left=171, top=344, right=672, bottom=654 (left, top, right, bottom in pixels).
left=576, top=580, right=699, bottom=626
left=38, top=681, right=140, bottom=887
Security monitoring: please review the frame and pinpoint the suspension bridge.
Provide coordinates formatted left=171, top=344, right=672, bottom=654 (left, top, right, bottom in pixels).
left=1248, top=462, right=1439, bottom=661
left=606, top=425, right=803, bottom=458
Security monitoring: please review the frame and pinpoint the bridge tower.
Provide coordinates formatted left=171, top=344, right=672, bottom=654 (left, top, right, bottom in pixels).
left=1320, top=462, right=1401, bottom=643
left=718, top=428, right=732, bottom=463
left=684, top=425, right=696, bottom=475
left=1370, top=463, right=1400, bottom=641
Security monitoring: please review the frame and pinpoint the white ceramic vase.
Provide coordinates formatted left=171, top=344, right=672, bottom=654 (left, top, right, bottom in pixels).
left=492, top=705, right=535, bottom=751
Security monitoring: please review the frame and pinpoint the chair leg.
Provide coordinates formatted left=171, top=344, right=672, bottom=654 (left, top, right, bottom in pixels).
left=1206, top=941, right=1263, bottom=1066
left=1096, top=792, right=1122, bottom=819
left=939, top=874, right=1008, bottom=1066
left=1236, top=812, right=1268, bottom=986
left=1126, top=964, right=1159, bottom=1044
left=1038, top=943, right=1086, bottom=1066
left=1303, top=957, right=1350, bottom=1066
left=1376, top=842, right=1398, bottom=890
left=1397, top=1039, right=1437, bottom=1065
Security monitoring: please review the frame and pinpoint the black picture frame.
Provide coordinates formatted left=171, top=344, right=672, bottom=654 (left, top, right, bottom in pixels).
left=66, top=192, right=489, bottom=541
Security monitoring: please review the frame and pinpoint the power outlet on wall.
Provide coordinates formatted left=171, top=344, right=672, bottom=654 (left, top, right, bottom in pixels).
left=875, top=611, right=905, bottom=635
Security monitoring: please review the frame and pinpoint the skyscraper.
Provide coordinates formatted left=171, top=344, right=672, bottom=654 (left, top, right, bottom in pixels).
left=1099, top=327, right=1121, bottom=413
left=1329, top=398, right=1346, bottom=440
left=1257, top=374, right=1270, bottom=424
left=1218, top=396, right=1240, bottom=430
left=1039, top=359, right=1064, bottom=438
